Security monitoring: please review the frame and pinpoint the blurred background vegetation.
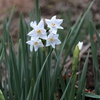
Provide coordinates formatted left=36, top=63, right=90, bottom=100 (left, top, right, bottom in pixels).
left=0, top=0, right=100, bottom=40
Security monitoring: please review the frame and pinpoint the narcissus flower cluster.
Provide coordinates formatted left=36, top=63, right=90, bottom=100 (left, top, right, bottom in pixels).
left=26, top=15, right=63, bottom=51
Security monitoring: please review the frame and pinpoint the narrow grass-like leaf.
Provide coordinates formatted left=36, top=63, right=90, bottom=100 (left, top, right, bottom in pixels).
left=29, top=9, right=34, bottom=22
left=2, top=18, right=8, bottom=42
left=51, top=13, right=82, bottom=95
left=62, top=0, right=95, bottom=66
left=8, top=79, right=13, bottom=100
left=82, top=83, right=86, bottom=100
left=68, top=76, right=76, bottom=100
left=60, top=76, right=72, bottom=100
left=0, top=49, right=4, bottom=66
left=59, top=74, right=68, bottom=99
left=0, top=48, right=4, bottom=90
left=3, top=81, right=7, bottom=100
left=26, top=86, right=32, bottom=100
left=19, top=15, right=30, bottom=98
left=35, top=0, right=40, bottom=23
left=59, top=74, right=66, bottom=94
left=91, top=21, right=100, bottom=46
left=7, top=6, right=15, bottom=30
left=51, top=28, right=72, bottom=96
left=76, top=50, right=90, bottom=100
left=89, top=21, right=99, bottom=94
left=58, top=14, right=82, bottom=76
left=32, top=49, right=53, bottom=99
left=17, top=39, right=22, bottom=77
left=9, top=43, right=20, bottom=100
left=85, top=92, right=100, bottom=99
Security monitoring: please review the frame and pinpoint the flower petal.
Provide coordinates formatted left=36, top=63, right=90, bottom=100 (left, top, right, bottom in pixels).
left=54, top=39, right=61, bottom=44
left=51, top=15, right=56, bottom=20
left=38, top=19, right=44, bottom=28
left=34, top=46, right=38, bottom=51
left=26, top=41, right=32, bottom=45
left=49, top=29, right=57, bottom=34
left=56, top=19, right=63, bottom=25
left=30, top=21, right=37, bottom=28
left=27, top=30, right=34, bottom=36
left=30, top=45, right=33, bottom=52
left=57, top=26, right=64, bottom=29
left=77, top=41, right=83, bottom=50
left=51, top=43, right=55, bottom=48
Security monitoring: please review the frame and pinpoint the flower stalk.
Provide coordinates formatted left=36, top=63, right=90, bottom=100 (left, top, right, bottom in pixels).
left=72, top=41, right=83, bottom=75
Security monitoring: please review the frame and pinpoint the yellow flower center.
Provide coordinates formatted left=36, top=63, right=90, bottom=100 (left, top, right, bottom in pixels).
left=49, top=38, right=54, bottom=42
left=37, top=30, right=41, bottom=34
left=34, top=42, right=38, bottom=45
left=52, top=23, right=56, bottom=27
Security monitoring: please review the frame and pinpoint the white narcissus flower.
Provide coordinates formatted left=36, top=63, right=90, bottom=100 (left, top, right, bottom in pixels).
left=26, top=37, right=44, bottom=52
left=28, top=19, right=47, bottom=40
left=46, top=33, right=61, bottom=48
left=27, top=21, right=37, bottom=36
left=30, top=21, right=37, bottom=29
left=77, top=41, right=83, bottom=50
left=45, top=15, right=63, bottom=34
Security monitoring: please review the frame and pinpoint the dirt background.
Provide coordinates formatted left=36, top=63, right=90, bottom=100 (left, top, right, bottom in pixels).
left=0, top=0, right=100, bottom=19
left=1, top=0, right=100, bottom=41
left=0, top=0, right=100, bottom=35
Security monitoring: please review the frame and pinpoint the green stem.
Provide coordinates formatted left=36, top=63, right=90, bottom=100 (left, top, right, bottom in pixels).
left=35, top=0, right=40, bottom=23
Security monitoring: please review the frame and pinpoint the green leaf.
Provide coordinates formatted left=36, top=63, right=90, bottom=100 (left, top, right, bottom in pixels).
left=9, top=43, right=20, bottom=100
left=0, top=48, right=3, bottom=90
left=62, top=0, right=95, bottom=66
left=51, top=28, right=73, bottom=98
left=89, top=21, right=99, bottom=93
left=85, top=92, right=100, bottom=99
left=0, top=49, right=4, bottom=66
left=32, top=49, right=53, bottom=99
left=60, top=77, right=72, bottom=100
left=35, top=0, right=40, bottom=23
left=7, top=6, right=15, bottom=30
left=58, top=14, right=82, bottom=77
left=76, top=50, right=90, bottom=100
left=90, top=21, right=100, bottom=46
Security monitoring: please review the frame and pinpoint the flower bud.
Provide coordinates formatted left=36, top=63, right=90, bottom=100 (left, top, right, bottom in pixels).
left=0, top=90, right=5, bottom=100
left=77, top=41, right=83, bottom=51
left=72, top=42, right=83, bottom=74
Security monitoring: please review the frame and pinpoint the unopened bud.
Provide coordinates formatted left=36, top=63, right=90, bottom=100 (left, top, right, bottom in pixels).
left=72, top=42, right=83, bottom=74
left=0, top=90, right=5, bottom=100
